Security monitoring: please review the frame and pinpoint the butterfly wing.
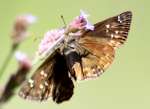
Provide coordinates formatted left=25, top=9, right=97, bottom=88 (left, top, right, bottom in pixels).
left=71, top=11, right=132, bottom=80
left=52, top=53, right=74, bottom=103
left=19, top=52, right=74, bottom=103
left=19, top=52, right=57, bottom=101
left=80, top=11, right=132, bottom=48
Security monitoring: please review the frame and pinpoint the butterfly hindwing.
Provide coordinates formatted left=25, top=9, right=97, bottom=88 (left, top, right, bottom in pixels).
left=19, top=52, right=57, bottom=101
left=67, top=43, right=115, bottom=80
left=19, top=52, right=74, bottom=103
left=65, top=51, right=82, bottom=80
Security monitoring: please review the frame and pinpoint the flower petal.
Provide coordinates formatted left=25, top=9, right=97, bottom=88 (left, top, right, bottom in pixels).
left=80, top=10, right=94, bottom=31
left=80, top=10, right=89, bottom=19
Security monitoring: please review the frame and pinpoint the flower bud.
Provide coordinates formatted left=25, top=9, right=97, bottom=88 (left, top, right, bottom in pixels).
left=15, top=51, right=32, bottom=71
left=11, top=14, right=37, bottom=46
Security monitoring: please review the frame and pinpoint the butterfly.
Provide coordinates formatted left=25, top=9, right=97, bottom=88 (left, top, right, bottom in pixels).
left=19, top=11, right=132, bottom=103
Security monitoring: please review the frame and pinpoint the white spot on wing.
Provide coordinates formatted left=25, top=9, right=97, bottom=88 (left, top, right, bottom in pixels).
left=106, top=29, right=109, bottom=33
left=44, top=82, right=48, bottom=86
left=106, top=24, right=110, bottom=28
left=28, top=79, right=34, bottom=88
left=28, top=79, right=34, bottom=83
left=118, top=15, right=122, bottom=23
left=40, top=70, right=45, bottom=75
left=40, top=70, right=48, bottom=77
left=39, top=84, right=44, bottom=89
left=115, top=31, right=119, bottom=34
left=111, top=34, right=114, bottom=38
left=44, top=73, right=47, bottom=77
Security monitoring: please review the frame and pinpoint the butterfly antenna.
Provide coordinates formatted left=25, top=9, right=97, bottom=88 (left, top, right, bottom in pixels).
left=60, top=15, right=67, bottom=27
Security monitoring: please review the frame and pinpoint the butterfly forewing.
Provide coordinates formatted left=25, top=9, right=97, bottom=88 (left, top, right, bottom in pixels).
left=80, top=11, right=132, bottom=48
left=72, top=11, right=132, bottom=80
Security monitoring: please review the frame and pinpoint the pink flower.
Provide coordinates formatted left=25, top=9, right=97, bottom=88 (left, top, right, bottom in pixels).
left=80, top=10, right=94, bottom=30
left=37, top=29, right=65, bottom=55
left=15, top=51, right=32, bottom=70
left=67, top=10, right=94, bottom=33
left=11, top=14, right=37, bottom=45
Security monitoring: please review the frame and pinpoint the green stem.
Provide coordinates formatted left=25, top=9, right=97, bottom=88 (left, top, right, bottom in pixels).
left=0, top=45, right=18, bottom=79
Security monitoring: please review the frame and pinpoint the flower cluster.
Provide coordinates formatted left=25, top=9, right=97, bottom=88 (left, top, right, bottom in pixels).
left=37, top=29, right=65, bottom=55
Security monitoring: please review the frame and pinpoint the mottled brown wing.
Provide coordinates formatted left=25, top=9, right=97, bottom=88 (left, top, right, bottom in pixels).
left=80, top=11, right=132, bottom=48
left=73, top=11, right=132, bottom=80
left=19, top=52, right=74, bottom=103
left=19, top=52, right=57, bottom=101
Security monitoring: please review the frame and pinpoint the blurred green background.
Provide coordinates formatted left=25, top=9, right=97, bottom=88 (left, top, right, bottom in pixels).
left=0, top=0, right=150, bottom=109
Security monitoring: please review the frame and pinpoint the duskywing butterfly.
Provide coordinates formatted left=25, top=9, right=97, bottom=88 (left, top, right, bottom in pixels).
left=19, top=11, right=132, bottom=103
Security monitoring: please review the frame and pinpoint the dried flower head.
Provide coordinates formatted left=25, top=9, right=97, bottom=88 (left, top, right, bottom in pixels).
left=15, top=51, right=32, bottom=70
left=0, top=52, right=32, bottom=103
left=37, top=29, right=65, bottom=56
left=11, top=14, right=37, bottom=46
left=66, top=10, right=94, bottom=33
